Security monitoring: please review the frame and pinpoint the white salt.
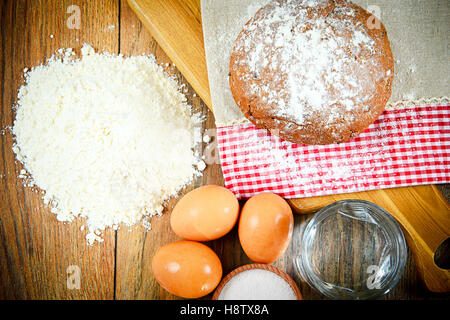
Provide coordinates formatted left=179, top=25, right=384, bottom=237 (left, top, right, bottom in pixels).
left=218, top=269, right=298, bottom=300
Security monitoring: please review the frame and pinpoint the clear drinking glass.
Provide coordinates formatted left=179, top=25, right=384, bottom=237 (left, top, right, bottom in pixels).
left=295, top=199, right=407, bottom=300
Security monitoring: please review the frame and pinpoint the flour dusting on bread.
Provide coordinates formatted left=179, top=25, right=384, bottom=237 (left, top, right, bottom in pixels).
left=229, top=0, right=394, bottom=145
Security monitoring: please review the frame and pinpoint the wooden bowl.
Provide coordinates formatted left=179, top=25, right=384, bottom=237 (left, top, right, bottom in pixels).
left=212, top=263, right=303, bottom=300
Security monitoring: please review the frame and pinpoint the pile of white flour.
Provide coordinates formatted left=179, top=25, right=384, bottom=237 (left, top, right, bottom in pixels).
left=12, top=45, right=204, bottom=244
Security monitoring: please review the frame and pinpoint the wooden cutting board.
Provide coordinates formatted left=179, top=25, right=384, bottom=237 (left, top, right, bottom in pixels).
left=127, top=0, right=450, bottom=292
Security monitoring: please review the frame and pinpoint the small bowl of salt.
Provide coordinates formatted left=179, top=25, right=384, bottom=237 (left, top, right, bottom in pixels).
left=212, top=263, right=302, bottom=300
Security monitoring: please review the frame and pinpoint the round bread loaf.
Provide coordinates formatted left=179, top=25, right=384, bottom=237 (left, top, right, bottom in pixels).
left=229, top=0, right=394, bottom=145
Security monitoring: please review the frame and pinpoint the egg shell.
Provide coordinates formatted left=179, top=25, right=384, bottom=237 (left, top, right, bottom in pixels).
left=170, top=185, right=240, bottom=241
left=238, top=193, right=294, bottom=264
left=152, top=240, right=223, bottom=299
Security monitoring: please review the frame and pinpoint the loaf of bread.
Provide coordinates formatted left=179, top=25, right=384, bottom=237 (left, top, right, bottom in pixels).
left=229, top=0, right=394, bottom=145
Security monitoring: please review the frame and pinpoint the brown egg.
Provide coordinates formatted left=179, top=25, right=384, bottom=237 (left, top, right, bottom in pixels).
left=170, top=185, right=240, bottom=241
left=152, top=240, right=222, bottom=298
left=238, top=193, right=294, bottom=264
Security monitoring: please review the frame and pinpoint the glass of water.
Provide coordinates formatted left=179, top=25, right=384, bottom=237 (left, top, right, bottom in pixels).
left=295, top=199, right=407, bottom=300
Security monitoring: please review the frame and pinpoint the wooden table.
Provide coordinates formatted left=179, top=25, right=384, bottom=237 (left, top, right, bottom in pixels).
left=0, top=0, right=448, bottom=300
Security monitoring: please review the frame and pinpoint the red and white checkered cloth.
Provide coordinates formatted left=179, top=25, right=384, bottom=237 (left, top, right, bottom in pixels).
left=217, top=104, right=450, bottom=199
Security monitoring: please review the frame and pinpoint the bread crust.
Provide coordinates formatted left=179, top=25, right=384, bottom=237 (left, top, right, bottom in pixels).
left=229, top=0, right=394, bottom=145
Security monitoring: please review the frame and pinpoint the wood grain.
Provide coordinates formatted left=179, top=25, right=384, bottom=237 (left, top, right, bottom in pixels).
left=0, top=0, right=448, bottom=300
left=126, top=0, right=212, bottom=112
left=115, top=1, right=180, bottom=299
left=0, top=0, right=117, bottom=299
left=114, top=0, right=221, bottom=299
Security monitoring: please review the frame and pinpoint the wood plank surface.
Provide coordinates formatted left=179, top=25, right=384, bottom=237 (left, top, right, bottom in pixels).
left=114, top=1, right=200, bottom=299
left=127, top=0, right=212, bottom=111
left=0, top=0, right=117, bottom=299
left=0, top=0, right=448, bottom=300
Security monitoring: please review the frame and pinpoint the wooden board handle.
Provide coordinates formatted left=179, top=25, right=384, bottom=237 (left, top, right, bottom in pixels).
left=288, top=185, right=450, bottom=293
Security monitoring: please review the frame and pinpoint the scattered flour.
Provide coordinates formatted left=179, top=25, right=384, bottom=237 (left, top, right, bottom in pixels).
left=12, top=45, right=204, bottom=244
left=240, top=126, right=388, bottom=191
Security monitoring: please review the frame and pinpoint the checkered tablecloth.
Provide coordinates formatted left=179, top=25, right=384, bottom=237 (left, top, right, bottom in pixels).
left=217, top=104, right=450, bottom=199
